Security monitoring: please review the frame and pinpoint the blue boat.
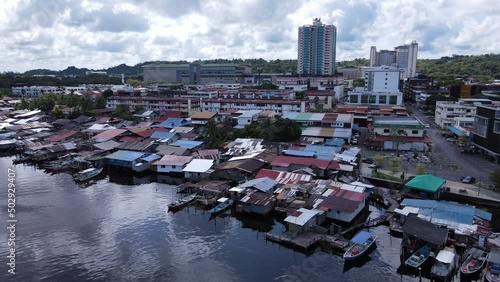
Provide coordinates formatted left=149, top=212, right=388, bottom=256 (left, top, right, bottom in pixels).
left=208, top=197, right=233, bottom=215
left=343, top=230, right=378, bottom=261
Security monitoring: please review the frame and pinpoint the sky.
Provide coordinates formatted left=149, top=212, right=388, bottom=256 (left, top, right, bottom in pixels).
left=0, top=0, right=499, bottom=73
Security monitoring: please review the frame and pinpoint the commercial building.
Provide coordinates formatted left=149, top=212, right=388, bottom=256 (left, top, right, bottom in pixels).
left=346, top=66, right=403, bottom=106
left=435, top=99, right=494, bottom=129
left=142, top=63, right=252, bottom=84
left=369, top=41, right=418, bottom=79
left=297, top=18, right=337, bottom=75
left=470, top=104, right=500, bottom=164
left=367, top=116, right=431, bottom=151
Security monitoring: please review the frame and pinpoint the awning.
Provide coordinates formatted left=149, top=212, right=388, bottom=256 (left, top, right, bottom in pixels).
left=447, top=126, right=465, bottom=136
left=351, top=231, right=372, bottom=244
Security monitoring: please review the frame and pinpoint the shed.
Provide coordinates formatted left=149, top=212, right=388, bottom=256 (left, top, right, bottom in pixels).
left=405, top=174, right=445, bottom=199
left=240, top=177, right=278, bottom=193
left=284, top=208, right=320, bottom=233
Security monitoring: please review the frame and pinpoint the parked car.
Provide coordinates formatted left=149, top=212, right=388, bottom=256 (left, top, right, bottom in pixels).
left=362, top=158, right=374, bottom=164
left=461, top=176, right=476, bottom=184
left=446, top=138, right=457, bottom=142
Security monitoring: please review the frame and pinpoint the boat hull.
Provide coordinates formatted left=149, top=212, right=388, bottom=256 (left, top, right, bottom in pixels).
left=343, top=234, right=378, bottom=262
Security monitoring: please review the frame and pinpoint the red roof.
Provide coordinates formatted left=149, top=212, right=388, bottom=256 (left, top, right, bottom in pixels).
left=327, top=160, right=340, bottom=170
left=155, top=111, right=186, bottom=123
left=91, top=129, right=128, bottom=141
left=287, top=146, right=302, bottom=150
left=271, top=156, right=331, bottom=170
left=136, top=127, right=169, bottom=138
left=308, top=189, right=366, bottom=213
left=240, top=191, right=273, bottom=206
left=255, top=168, right=311, bottom=184
left=47, top=130, right=78, bottom=142
left=119, top=136, right=142, bottom=142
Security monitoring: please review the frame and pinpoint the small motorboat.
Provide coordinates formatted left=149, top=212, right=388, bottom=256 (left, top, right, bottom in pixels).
left=207, top=197, right=233, bottom=215
left=168, top=193, right=197, bottom=212
left=430, top=246, right=459, bottom=281
left=73, top=167, right=103, bottom=183
left=460, top=247, right=488, bottom=280
left=405, top=244, right=433, bottom=269
left=343, top=230, right=378, bottom=261
left=484, top=250, right=500, bottom=282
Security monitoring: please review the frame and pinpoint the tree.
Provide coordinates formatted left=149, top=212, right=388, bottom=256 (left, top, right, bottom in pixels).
left=52, top=106, right=65, bottom=119
left=390, top=128, right=408, bottom=157
left=260, top=117, right=301, bottom=142
left=134, top=105, right=144, bottom=113
left=389, top=157, right=401, bottom=176
left=490, top=169, right=500, bottom=189
left=102, top=89, right=114, bottom=99
left=94, top=96, right=107, bottom=109
left=201, top=118, right=225, bottom=149
left=416, top=163, right=427, bottom=175
left=373, top=154, right=386, bottom=170
left=113, top=104, right=132, bottom=119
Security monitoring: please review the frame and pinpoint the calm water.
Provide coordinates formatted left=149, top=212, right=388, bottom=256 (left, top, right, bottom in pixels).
left=0, top=156, right=439, bottom=281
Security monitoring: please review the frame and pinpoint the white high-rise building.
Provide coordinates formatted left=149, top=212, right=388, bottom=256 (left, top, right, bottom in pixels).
left=369, top=41, right=418, bottom=79
left=364, top=66, right=401, bottom=92
left=297, top=18, right=337, bottom=75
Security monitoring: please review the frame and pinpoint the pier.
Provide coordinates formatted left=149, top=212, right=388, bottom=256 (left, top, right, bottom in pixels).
left=265, top=230, right=350, bottom=251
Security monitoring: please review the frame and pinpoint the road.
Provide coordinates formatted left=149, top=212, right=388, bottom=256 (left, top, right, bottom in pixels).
left=357, top=104, right=498, bottom=189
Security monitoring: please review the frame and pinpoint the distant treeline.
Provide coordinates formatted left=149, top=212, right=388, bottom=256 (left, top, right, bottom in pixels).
left=1, top=54, right=499, bottom=88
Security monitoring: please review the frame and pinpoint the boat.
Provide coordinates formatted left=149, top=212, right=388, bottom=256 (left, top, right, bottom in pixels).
left=405, top=244, right=433, bottom=269
left=168, top=193, right=197, bottom=212
left=343, top=230, right=378, bottom=261
left=430, top=246, right=459, bottom=281
left=73, top=167, right=103, bottom=182
left=459, top=247, right=488, bottom=280
left=207, top=197, right=233, bottom=215
left=484, top=250, right=500, bottom=282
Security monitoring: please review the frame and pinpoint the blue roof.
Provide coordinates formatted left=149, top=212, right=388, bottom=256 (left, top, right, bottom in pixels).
left=150, top=131, right=176, bottom=140
left=304, top=144, right=339, bottom=159
left=140, top=154, right=161, bottom=162
left=324, top=138, right=345, bottom=147
left=351, top=231, right=372, bottom=244
left=105, top=150, right=145, bottom=161
left=284, top=150, right=315, bottom=157
left=156, top=118, right=190, bottom=129
left=400, top=199, right=492, bottom=225
left=171, top=140, right=204, bottom=149
left=447, top=126, right=465, bottom=136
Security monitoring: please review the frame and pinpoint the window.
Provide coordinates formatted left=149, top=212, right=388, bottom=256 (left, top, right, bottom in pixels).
left=350, top=95, right=358, bottom=103
left=384, top=129, right=390, bottom=133
left=389, top=96, right=398, bottom=105
left=496, top=110, right=500, bottom=119
left=172, top=165, right=177, bottom=169
left=361, top=95, right=368, bottom=103
left=379, top=95, right=387, bottom=104
left=161, top=165, right=166, bottom=168
left=474, top=116, right=488, bottom=137
left=412, top=130, right=418, bottom=134
left=369, top=95, right=376, bottom=103
left=494, top=121, right=500, bottom=134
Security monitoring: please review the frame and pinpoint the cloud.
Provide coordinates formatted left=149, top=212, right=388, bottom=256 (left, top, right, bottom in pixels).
left=0, top=0, right=499, bottom=72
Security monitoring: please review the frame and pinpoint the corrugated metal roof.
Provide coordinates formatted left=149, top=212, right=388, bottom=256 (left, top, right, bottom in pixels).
left=153, top=155, right=193, bottom=165
left=284, top=149, right=315, bottom=157
left=404, top=174, right=445, bottom=193
left=190, top=112, right=217, bottom=119
left=150, top=131, right=176, bottom=140
left=92, top=129, right=128, bottom=142
left=271, top=156, right=331, bottom=170
left=105, top=150, right=145, bottom=161
left=93, top=140, right=120, bottom=151
left=47, top=130, right=78, bottom=142
left=240, top=191, right=273, bottom=206
left=255, top=168, right=311, bottom=184
left=182, top=159, right=214, bottom=173
left=240, top=177, right=278, bottom=193
left=171, top=140, right=204, bottom=149
left=140, top=154, right=161, bottom=162
left=156, top=118, right=191, bottom=129
left=284, top=208, right=319, bottom=226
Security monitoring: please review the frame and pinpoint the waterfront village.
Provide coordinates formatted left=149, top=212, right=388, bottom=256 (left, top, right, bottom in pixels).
left=2, top=76, right=500, bottom=279
left=2, top=31, right=500, bottom=278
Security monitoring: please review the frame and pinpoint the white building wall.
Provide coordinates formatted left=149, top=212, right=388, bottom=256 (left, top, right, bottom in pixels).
left=325, top=200, right=365, bottom=222
left=156, top=164, right=185, bottom=173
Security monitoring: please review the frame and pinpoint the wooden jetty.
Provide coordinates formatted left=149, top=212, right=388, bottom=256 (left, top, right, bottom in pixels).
left=265, top=231, right=349, bottom=251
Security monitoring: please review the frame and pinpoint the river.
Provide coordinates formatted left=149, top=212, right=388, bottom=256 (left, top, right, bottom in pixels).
left=0, top=156, right=480, bottom=281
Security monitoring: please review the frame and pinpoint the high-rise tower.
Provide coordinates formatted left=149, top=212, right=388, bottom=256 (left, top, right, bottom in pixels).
left=297, top=18, right=337, bottom=75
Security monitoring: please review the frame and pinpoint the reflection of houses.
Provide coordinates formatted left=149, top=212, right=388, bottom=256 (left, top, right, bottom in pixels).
left=403, top=174, right=445, bottom=199
left=367, top=116, right=431, bottom=151
left=106, top=150, right=161, bottom=172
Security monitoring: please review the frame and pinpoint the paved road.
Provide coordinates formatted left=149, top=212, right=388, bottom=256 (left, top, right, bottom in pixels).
left=356, top=104, right=498, bottom=190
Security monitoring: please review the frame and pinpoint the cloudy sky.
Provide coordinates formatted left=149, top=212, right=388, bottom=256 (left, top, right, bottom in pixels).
left=1, top=0, right=499, bottom=72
